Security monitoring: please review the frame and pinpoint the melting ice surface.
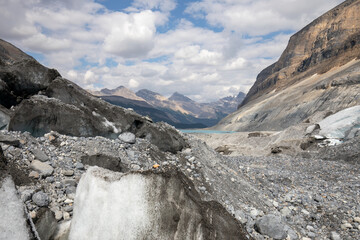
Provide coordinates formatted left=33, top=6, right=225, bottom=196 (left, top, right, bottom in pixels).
left=319, top=105, right=360, bottom=139
left=0, top=177, right=30, bottom=240
left=69, top=167, right=152, bottom=240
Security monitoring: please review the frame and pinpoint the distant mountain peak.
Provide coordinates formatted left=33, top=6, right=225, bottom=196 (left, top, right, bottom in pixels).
left=169, top=92, right=193, bottom=103
left=114, top=86, right=125, bottom=90
left=89, top=86, right=145, bottom=101
left=236, top=92, right=246, bottom=100
left=136, top=89, right=161, bottom=96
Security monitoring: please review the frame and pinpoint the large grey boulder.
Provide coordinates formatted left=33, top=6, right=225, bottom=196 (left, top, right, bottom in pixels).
left=9, top=78, right=188, bottom=153
left=80, top=154, right=124, bottom=172
left=0, top=105, right=11, bottom=130
left=31, top=148, right=49, bottom=162
left=30, top=160, right=54, bottom=177
left=9, top=95, right=121, bottom=138
left=46, top=78, right=188, bottom=153
left=255, top=214, right=288, bottom=239
left=0, top=132, right=20, bottom=147
left=118, top=132, right=136, bottom=144
left=32, top=191, right=50, bottom=207
left=69, top=167, right=250, bottom=240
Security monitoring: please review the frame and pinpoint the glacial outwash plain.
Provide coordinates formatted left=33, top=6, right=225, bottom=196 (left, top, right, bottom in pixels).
left=0, top=0, right=359, bottom=240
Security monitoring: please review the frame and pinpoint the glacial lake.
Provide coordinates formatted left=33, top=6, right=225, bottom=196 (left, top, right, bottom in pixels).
left=179, top=129, right=236, bottom=134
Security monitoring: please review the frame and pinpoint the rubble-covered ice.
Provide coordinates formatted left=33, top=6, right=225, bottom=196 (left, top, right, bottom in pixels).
left=0, top=177, right=30, bottom=240
left=319, top=105, right=360, bottom=139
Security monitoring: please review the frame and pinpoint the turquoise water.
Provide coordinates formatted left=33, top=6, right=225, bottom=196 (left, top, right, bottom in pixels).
left=179, top=129, right=236, bottom=134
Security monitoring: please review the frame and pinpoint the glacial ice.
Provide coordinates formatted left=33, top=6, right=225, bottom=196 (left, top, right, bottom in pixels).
left=69, top=166, right=246, bottom=240
left=0, top=177, right=30, bottom=240
left=92, top=111, right=119, bottom=133
left=68, top=167, right=151, bottom=240
left=319, top=105, right=360, bottom=139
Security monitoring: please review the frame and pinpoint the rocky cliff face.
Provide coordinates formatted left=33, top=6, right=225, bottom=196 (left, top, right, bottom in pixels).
left=217, top=0, right=360, bottom=131
left=243, top=0, right=360, bottom=106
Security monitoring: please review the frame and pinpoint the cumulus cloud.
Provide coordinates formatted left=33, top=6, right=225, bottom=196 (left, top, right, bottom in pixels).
left=185, top=0, right=343, bottom=36
left=128, top=78, right=140, bottom=88
left=102, top=11, right=160, bottom=58
left=0, top=0, right=345, bottom=102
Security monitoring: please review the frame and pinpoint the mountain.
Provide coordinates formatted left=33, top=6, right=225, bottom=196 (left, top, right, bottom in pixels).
left=168, top=92, right=194, bottom=102
left=96, top=88, right=245, bottom=128
left=136, top=89, right=245, bottom=119
left=90, top=86, right=145, bottom=101
left=216, top=0, right=360, bottom=131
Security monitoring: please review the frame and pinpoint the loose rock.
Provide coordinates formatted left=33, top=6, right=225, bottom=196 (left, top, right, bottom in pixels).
left=31, top=148, right=49, bottom=162
left=32, top=191, right=50, bottom=207
left=118, top=132, right=136, bottom=144
left=30, top=160, right=54, bottom=177
left=255, top=214, right=288, bottom=240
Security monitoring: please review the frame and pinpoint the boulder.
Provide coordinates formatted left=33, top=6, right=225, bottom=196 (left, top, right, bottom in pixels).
left=46, top=78, right=188, bottom=153
left=134, top=121, right=188, bottom=153
left=9, top=77, right=187, bottom=153
left=0, top=105, right=11, bottom=130
left=118, top=132, right=136, bottom=144
left=31, top=148, right=49, bottom=162
left=30, top=160, right=54, bottom=177
left=69, top=167, right=250, bottom=240
left=32, top=191, right=50, bottom=207
left=80, top=154, right=123, bottom=172
left=9, top=95, right=120, bottom=138
left=255, top=214, right=288, bottom=240
left=0, top=133, right=20, bottom=147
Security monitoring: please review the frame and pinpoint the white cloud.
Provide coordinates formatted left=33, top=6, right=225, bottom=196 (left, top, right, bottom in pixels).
left=84, top=70, right=98, bottom=84
left=128, top=78, right=140, bottom=88
left=223, top=57, right=247, bottom=71
left=0, top=0, right=345, bottom=102
left=102, top=11, right=160, bottom=58
left=185, top=0, right=344, bottom=36
left=66, top=70, right=78, bottom=79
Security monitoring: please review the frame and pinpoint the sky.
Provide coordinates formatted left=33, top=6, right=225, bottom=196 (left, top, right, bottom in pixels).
left=0, top=0, right=344, bottom=102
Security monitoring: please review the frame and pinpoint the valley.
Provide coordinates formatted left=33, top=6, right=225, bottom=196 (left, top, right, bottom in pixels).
left=90, top=86, right=245, bottom=129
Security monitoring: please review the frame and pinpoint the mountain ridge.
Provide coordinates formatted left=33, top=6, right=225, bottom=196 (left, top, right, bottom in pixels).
left=89, top=86, right=245, bottom=128
left=217, top=0, right=360, bottom=131
left=241, top=0, right=360, bottom=107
